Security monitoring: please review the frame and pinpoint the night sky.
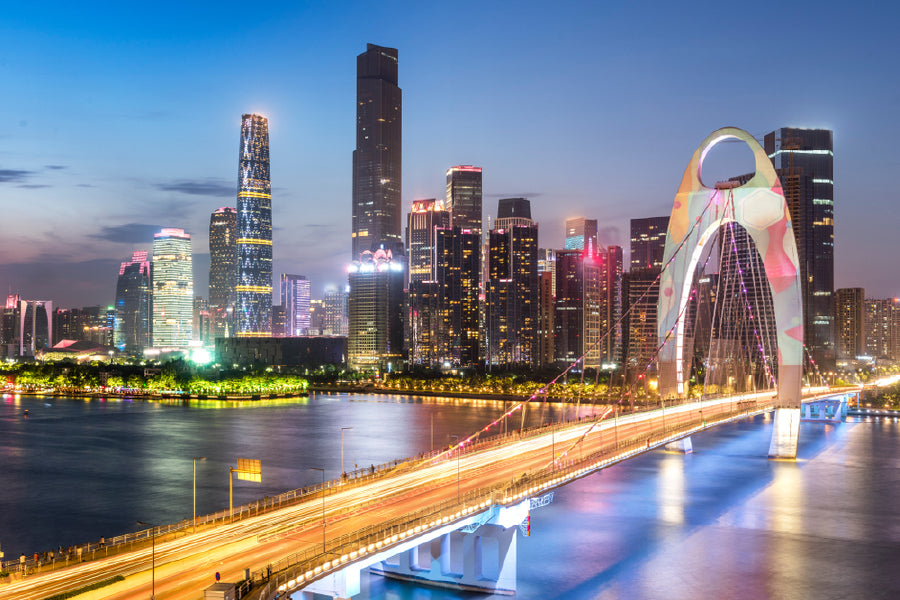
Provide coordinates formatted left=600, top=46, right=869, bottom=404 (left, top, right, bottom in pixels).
left=2, top=1, right=898, bottom=308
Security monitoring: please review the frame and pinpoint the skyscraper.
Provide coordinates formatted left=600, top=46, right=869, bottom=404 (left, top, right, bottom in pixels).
left=352, top=43, right=402, bottom=258
left=209, top=206, right=237, bottom=338
left=435, top=226, right=481, bottom=367
left=406, top=199, right=449, bottom=285
left=348, top=249, right=405, bottom=371
left=323, top=286, right=349, bottom=336
left=486, top=199, right=538, bottom=367
left=114, top=250, right=151, bottom=353
left=151, top=228, right=193, bottom=348
left=565, top=217, right=599, bottom=252
left=765, top=128, right=834, bottom=368
left=835, top=288, right=865, bottom=360
left=629, top=216, right=669, bottom=271
left=281, top=274, right=311, bottom=336
left=446, top=166, right=483, bottom=234
left=236, top=114, right=272, bottom=337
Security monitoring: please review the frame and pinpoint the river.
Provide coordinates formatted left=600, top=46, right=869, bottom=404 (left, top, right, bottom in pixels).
left=1, top=392, right=898, bottom=599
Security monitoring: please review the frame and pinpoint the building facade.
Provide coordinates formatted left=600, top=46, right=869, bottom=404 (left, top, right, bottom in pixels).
left=151, top=228, right=193, bottom=348
left=347, top=249, right=405, bottom=372
left=835, top=288, right=865, bottom=360
left=114, top=251, right=151, bottom=353
left=323, top=286, right=349, bottom=336
left=236, top=113, right=273, bottom=337
left=406, top=199, right=449, bottom=285
left=765, top=128, right=834, bottom=369
left=352, top=43, right=402, bottom=257
left=446, top=166, right=483, bottom=234
left=281, top=274, right=311, bottom=336
left=209, top=206, right=237, bottom=339
left=565, top=217, right=599, bottom=252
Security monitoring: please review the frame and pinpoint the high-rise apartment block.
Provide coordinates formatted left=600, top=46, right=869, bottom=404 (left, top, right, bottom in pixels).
left=323, top=286, right=349, bottom=336
left=209, top=206, right=237, bottom=339
left=446, top=166, right=483, bottom=234
left=348, top=249, right=405, bottom=371
left=406, top=199, right=449, bottom=285
left=565, top=217, right=598, bottom=252
left=151, top=228, right=193, bottom=348
left=485, top=200, right=538, bottom=367
left=864, top=298, right=899, bottom=361
left=352, top=43, right=402, bottom=257
left=281, top=274, right=311, bottom=336
left=114, top=251, right=151, bottom=353
left=765, top=128, right=834, bottom=368
left=835, top=288, right=865, bottom=361
left=236, top=113, right=272, bottom=337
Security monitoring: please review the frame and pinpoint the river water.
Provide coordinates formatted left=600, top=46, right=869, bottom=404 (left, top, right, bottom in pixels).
left=1, top=392, right=898, bottom=599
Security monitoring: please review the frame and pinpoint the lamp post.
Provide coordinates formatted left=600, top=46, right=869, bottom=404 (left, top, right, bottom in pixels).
left=310, top=467, right=326, bottom=554
left=136, top=521, right=155, bottom=600
left=449, top=435, right=460, bottom=503
left=192, top=456, right=206, bottom=532
left=340, top=427, right=353, bottom=478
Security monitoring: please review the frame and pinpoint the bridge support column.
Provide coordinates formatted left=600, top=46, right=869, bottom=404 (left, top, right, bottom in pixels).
left=299, top=566, right=361, bottom=599
left=371, top=524, right=518, bottom=595
left=665, top=437, right=692, bottom=453
left=768, top=408, right=800, bottom=459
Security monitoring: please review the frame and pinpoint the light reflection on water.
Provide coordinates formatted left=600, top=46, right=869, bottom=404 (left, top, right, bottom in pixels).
left=1, top=395, right=898, bottom=599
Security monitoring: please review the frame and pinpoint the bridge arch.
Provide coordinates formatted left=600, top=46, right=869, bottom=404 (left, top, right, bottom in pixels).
left=656, top=127, right=804, bottom=457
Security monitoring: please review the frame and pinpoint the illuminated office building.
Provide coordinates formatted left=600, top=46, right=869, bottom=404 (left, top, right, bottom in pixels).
left=406, top=199, right=449, bottom=285
left=281, top=274, right=311, bottom=336
left=565, top=217, right=598, bottom=252
left=236, top=113, right=272, bottom=337
left=765, top=128, right=834, bottom=368
left=446, top=166, right=483, bottom=234
left=352, top=43, right=402, bottom=258
left=323, top=286, right=349, bottom=336
left=209, top=206, right=237, bottom=338
left=152, top=228, right=193, bottom=348
left=114, top=251, right=151, bottom=353
left=835, top=288, right=865, bottom=360
left=348, top=249, right=405, bottom=371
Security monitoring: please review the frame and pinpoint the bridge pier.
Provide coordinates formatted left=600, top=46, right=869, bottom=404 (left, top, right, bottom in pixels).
left=665, top=437, right=693, bottom=453
left=768, top=407, right=800, bottom=459
left=298, top=566, right=360, bottom=599
left=370, top=524, right=518, bottom=595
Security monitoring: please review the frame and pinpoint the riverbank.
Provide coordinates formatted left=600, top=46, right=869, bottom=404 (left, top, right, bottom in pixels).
left=6, top=389, right=309, bottom=401
left=309, top=383, right=601, bottom=403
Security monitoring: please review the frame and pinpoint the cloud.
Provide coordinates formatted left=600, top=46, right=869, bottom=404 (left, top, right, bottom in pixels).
left=77, top=183, right=95, bottom=188
left=17, top=184, right=51, bottom=189
left=155, top=178, right=234, bottom=198
left=45, top=165, right=67, bottom=170
left=0, top=168, right=34, bottom=183
left=89, top=223, right=166, bottom=244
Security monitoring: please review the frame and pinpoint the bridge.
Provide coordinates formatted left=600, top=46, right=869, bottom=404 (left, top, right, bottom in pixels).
left=0, top=128, right=859, bottom=599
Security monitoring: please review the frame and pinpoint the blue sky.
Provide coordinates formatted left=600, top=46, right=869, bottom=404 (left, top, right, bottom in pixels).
left=1, top=0, right=898, bottom=307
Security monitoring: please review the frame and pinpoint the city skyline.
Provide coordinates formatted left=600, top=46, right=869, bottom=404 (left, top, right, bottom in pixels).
left=2, top=1, right=899, bottom=308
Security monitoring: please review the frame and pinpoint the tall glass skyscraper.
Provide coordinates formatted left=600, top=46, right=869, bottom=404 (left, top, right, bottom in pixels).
left=446, top=166, right=483, bottom=234
left=209, top=206, right=237, bottom=338
left=236, top=114, right=272, bottom=337
left=280, top=274, right=310, bottom=336
left=114, top=251, right=151, bottom=353
left=765, top=128, right=834, bottom=369
left=151, top=228, right=193, bottom=348
left=352, top=43, right=402, bottom=258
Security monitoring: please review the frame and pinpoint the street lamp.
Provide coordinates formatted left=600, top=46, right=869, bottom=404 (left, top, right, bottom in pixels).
left=192, top=456, right=206, bottom=532
left=309, top=467, right=326, bottom=554
left=136, top=521, right=156, bottom=600
left=449, top=435, right=460, bottom=504
left=340, top=427, right=353, bottom=478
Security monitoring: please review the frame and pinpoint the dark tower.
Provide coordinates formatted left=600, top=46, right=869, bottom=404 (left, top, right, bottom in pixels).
left=209, top=206, right=237, bottom=338
left=352, top=43, right=402, bottom=258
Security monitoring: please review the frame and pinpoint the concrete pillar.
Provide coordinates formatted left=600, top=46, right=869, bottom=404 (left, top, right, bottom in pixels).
left=373, top=524, right=518, bottom=595
left=300, top=567, right=360, bottom=599
left=768, top=407, right=800, bottom=459
left=665, top=437, right=692, bottom=453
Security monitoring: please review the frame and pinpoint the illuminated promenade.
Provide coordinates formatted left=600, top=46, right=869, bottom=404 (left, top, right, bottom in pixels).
left=0, top=388, right=852, bottom=600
